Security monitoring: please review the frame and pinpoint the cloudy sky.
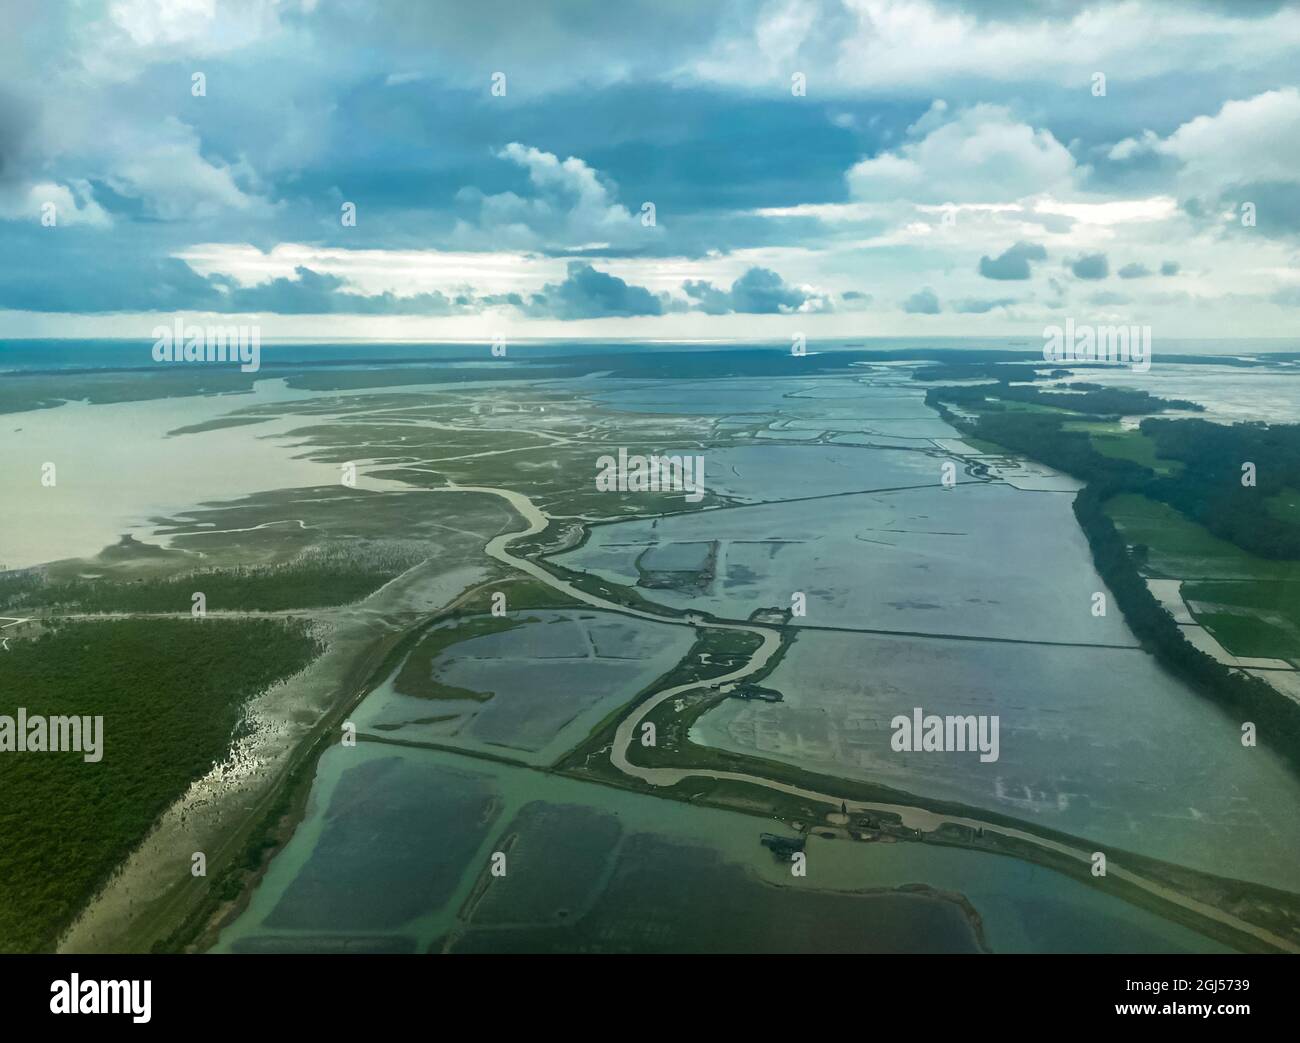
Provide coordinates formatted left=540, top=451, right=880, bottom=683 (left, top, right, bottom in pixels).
left=2, top=0, right=1299, bottom=342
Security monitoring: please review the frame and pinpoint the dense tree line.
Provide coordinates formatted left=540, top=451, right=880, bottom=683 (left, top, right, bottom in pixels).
left=1073, top=484, right=1300, bottom=771
left=0, top=618, right=323, bottom=952
left=0, top=545, right=425, bottom=614
left=928, top=380, right=1201, bottom=417
left=1140, top=419, right=1300, bottom=559
left=912, top=362, right=1071, bottom=382
left=925, top=385, right=1300, bottom=769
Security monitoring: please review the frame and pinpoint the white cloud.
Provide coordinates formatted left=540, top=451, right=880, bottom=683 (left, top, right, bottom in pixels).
left=78, top=0, right=293, bottom=82
left=102, top=118, right=271, bottom=221
left=108, top=0, right=219, bottom=48
left=1109, top=89, right=1300, bottom=198
left=847, top=103, right=1080, bottom=204
left=689, top=0, right=1300, bottom=93
left=171, top=242, right=836, bottom=311
left=1032, top=197, right=1178, bottom=226
left=0, top=180, right=111, bottom=228
left=176, top=243, right=566, bottom=296
left=450, top=143, right=656, bottom=251
left=1161, top=88, right=1300, bottom=193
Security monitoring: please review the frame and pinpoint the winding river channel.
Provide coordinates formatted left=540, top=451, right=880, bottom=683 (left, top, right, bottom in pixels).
left=454, top=482, right=1297, bottom=953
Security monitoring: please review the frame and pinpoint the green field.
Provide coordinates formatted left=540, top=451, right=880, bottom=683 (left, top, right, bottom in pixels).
left=1106, top=495, right=1300, bottom=664
left=1267, top=487, right=1300, bottom=524
left=0, top=617, right=323, bottom=952
left=1105, top=493, right=1300, bottom=582
left=1195, top=611, right=1299, bottom=662
left=1182, top=579, right=1300, bottom=663
left=1063, top=423, right=1183, bottom=476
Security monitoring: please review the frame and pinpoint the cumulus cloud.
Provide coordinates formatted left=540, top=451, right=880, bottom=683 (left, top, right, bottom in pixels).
left=691, top=0, right=1300, bottom=94
left=978, top=241, right=1047, bottom=280
left=99, top=117, right=272, bottom=221
left=683, top=266, right=828, bottom=314
left=217, top=266, right=462, bottom=315
left=1160, top=89, right=1300, bottom=191
left=0, top=179, right=111, bottom=227
left=1109, top=89, right=1300, bottom=238
left=2, top=3, right=1297, bottom=337
left=526, top=262, right=665, bottom=319
left=902, top=287, right=941, bottom=314
left=453, top=143, right=653, bottom=251
left=76, top=0, right=290, bottom=83
left=1068, top=253, right=1109, bottom=279
left=846, top=103, right=1078, bottom=204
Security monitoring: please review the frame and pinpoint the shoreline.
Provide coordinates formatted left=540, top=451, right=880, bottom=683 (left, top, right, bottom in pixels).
left=24, top=377, right=1300, bottom=955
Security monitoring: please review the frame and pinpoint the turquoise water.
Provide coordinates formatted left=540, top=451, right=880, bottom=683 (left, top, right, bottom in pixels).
left=215, top=742, right=1231, bottom=954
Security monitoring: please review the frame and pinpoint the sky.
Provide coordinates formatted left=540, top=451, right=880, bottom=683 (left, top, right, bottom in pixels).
left=1, top=0, right=1299, bottom=342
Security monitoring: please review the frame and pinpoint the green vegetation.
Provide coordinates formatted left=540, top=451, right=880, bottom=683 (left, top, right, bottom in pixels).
left=1182, top=579, right=1300, bottom=662
left=930, top=380, right=1201, bottom=418
left=0, top=617, right=323, bottom=952
left=0, top=368, right=262, bottom=415
left=543, top=560, right=690, bottom=617
left=912, top=361, right=1071, bottom=382
left=455, top=575, right=584, bottom=613
left=926, top=382, right=1300, bottom=769
left=1196, top=612, right=1296, bottom=661
left=166, top=416, right=272, bottom=436
left=1066, top=423, right=1184, bottom=476
left=1266, top=486, right=1300, bottom=523
left=0, top=544, right=426, bottom=614
left=1141, top=419, right=1300, bottom=559
left=1077, top=483, right=1300, bottom=768
left=1105, top=494, right=1300, bottom=581
left=1183, top=579, right=1300, bottom=625
left=155, top=606, right=449, bottom=953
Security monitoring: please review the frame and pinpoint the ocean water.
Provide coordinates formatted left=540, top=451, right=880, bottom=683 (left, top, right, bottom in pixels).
left=4, top=336, right=1299, bottom=372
